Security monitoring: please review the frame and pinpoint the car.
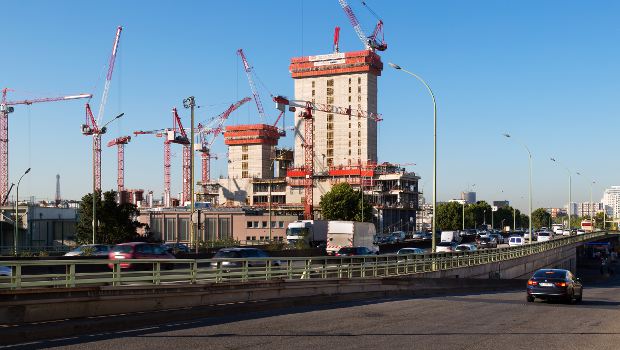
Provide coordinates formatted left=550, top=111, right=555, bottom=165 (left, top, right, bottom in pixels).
left=64, top=244, right=111, bottom=257
left=411, top=232, right=427, bottom=241
left=576, top=229, right=586, bottom=235
left=336, top=246, right=375, bottom=256
left=210, top=247, right=280, bottom=268
left=455, top=243, right=478, bottom=252
left=508, top=235, right=525, bottom=247
left=396, top=247, right=425, bottom=255
left=390, top=231, right=407, bottom=242
left=108, top=242, right=176, bottom=269
left=0, top=265, right=11, bottom=277
left=537, top=231, right=552, bottom=242
left=162, top=242, right=191, bottom=253
left=526, top=269, right=583, bottom=303
left=476, top=237, right=497, bottom=249
left=490, top=233, right=505, bottom=244
left=436, top=241, right=458, bottom=253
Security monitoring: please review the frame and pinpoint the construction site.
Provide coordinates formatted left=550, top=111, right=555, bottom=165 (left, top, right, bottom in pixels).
left=0, top=1, right=420, bottom=249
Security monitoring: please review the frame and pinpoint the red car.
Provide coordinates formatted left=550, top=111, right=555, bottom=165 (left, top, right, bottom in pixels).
left=108, top=242, right=175, bottom=269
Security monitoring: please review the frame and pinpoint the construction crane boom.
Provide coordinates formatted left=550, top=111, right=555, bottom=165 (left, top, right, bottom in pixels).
left=96, top=26, right=122, bottom=124
left=337, top=0, right=387, bottom=51
left=0, top=88, right=91, bottom=202
left=237, top=49, right=266, bottom=120
left=195, top=97, right=251, bottom=184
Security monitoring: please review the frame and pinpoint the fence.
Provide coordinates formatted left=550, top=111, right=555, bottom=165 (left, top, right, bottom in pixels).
left=0, top=231, right=611, bottom=290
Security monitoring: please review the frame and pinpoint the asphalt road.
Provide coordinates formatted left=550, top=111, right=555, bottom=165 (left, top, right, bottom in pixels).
left=3, top=272, right=620, bottom=350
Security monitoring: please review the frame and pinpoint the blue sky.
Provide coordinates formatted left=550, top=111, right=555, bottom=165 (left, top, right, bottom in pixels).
left=2, top=0, right=619, bottom=212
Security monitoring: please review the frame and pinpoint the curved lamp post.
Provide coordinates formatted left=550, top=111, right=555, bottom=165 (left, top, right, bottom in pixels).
left=503, top=133, right=532, bottom=244
left=14, top=167, right=31, bottom=255
left=389, top=62, right=437, bottom=252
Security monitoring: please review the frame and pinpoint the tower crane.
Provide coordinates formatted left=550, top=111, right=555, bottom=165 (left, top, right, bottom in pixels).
left=337, top=0, right=387, bottom=51
left=169, top=108, right=190, bottom=204
left=0, top=88, right=92, bottom=202
left=195, top=97, right=251, bottom=185
left=132, top=129, right=173, bottom=206
left=106, top=135, right=131, bottom=193
left=82, top=26, right=123, bottom=193
left=273, top=95, right=382, bottom=219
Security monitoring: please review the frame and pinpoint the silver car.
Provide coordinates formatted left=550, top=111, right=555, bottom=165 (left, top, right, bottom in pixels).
left=64, top=244, right=111, bottom=257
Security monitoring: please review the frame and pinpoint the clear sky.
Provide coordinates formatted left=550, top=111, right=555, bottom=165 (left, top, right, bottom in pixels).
left=3, top=0, right=619, bottom=212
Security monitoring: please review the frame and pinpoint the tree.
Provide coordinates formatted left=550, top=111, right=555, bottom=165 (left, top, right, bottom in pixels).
left=436, top=201, right=462, bottom=230
left=76, top=190, right=144, bottom=245
left=531, top=208, right=551, bottom=229
left=319, top=183, right=372, bottom=222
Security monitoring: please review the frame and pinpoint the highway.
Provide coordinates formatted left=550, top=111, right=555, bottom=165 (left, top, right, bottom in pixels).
left=3, top=271, right=620, bottom=350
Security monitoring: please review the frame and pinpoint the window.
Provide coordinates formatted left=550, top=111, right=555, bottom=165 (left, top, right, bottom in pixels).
left=358, top=86, right=361, bottom=93
left=327, top=79, right=334, bottom=87
left=358, top=77, right=361, bottom=84
left=278, top=221, right=284, bottom=228
left=312, top=81, right=315, bottom=88
left=327, top=96, right=334, bottom=104
left=262, top=221, right=267, bottom=228
left=242, top=145, right=248, bottom=152
left=327, top=149, right=333, bottom=157
left=242, top=154, right=248, bottom=160
left=348, top=96, right=351, bottom=102
left=348, top=78, right=351, bottom=84
left=271, top=221, right=276, bottom=228
left=349, top=86, right=352, bottom=93
left=326, top=88, right=334, bottom=96
left=312, top=89, right=315, bottom=96
left=179, top=218, right=189, bottom=241
left=253, top=221, right=259, bottom=228
left=242, top=171, right=249, bottom=178
left=218, top=218, right=231, bottom=239
left=247, top=221, right=253, bottom=228
left=165, top=218, right=175, bottom=241
left=246, top=236, right=251, bottom=241
left=242, top=162, right=248, bottom=170
left=204, top=218, right=217, bottom=241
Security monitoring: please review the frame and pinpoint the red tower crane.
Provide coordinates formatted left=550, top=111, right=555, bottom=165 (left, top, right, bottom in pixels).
left=169, top=108, right=190, bottom=204
left=132, top=129, right=171, bottom=206
left=0, top=88, right=92, bottom=201
left=338, top=0, right=387, bottom=51
left=274, top=95, right=382, bottom=219
left=106, top=135, right=131, bottom=193
left=82, top=26, right=123, bottom=193
left=195, top=97, right=251, bottom=185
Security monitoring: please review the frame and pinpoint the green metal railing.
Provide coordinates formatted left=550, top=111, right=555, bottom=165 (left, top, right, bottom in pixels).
left=0, top=231, right=611, bottom=290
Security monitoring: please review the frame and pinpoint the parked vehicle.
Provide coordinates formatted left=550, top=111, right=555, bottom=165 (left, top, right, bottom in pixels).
left=397, top=247, right=425, bottom=255
left=65, top=244, right=111, bottom=257
left=455, top=243, right=478, bottom=252
left=0, top=265, right=11, bottom=276
left=210, top=247, right=279, bottom=268
left=488, top=233, right=504, bottom=244
left=335, top=246, right=376, bottom=256
left=476, top=237, right=497, bottom=249
left=162, top=242, right=191, bottom=253
left=108, top=242, right=175, bottom=269
left=537, top=231, right=552, bottom=242
left=526, top=269, right=583, bottom=303
left=576, top=229, right=586, bottom=235
left=411, top=232, right=428, bottom=241
left=286, top=220, right=328, bottom=247
left=552, top=224, right=563, bottom=234
left=508, top=235, right=525, bottom=247
left=440, top=231, right=461, bottom=243
left=436, top=241, right=458, bottom=253
left=326, top=221, right=377, bottom=255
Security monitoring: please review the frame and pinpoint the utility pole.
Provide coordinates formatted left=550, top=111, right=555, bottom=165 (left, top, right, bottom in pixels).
left=183, top=96, right=196, bottom=252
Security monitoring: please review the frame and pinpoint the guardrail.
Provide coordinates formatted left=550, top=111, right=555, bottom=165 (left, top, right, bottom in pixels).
left=0, top=231, right=612, bottom=290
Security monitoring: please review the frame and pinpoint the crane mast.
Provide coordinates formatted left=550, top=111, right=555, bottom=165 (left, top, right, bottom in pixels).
left=106, top=135, right=131, bottom=194
left=0, top=88, right=91, bottom=202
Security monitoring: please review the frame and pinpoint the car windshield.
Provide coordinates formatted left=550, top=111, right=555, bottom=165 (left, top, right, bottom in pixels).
left=214, top=251, right=242, bottom=258
left=538, top=232, right=550, bottom=236
left=533, top=270, right=566, bottom=279
left=398, top=249, right=420, bottom=254
left=112, top=245, right=133, bottom=253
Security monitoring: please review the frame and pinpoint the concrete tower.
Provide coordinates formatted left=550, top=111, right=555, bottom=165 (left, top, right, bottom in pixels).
left=289, top=50, right=383, bottom=171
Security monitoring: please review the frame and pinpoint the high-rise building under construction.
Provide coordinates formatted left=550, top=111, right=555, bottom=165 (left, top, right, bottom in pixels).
left=289, top=51, right=382, bottom=170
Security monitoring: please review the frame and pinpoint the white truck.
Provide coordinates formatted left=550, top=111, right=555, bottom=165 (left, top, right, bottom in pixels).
left=286, top=220, right=329, bottom=247
left=440, top=231, right=461, bottom=243
left=326, top=221, right=378, bottom=255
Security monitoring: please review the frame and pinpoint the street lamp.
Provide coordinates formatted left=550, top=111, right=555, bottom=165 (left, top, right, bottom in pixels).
left=92, top=112, right=124, bottom=245
left=503, top=133, right=533, bottom=244
left=14, top=168, right=31, bottom=255
left=551, top=158, right=572, bottom=231
left=389, top=62, right=437, bottom=252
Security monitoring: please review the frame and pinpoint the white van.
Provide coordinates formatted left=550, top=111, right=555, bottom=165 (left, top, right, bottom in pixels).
left=508, top=235, right=525, bottom=247
left=537, top=231, right=552, bottom=242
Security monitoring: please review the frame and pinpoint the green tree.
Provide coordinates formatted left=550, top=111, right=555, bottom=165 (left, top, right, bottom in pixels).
left=319, top=183, right=372, bottom=222
left=76, top=190, right=144, bottom=245
left=531, top=208, right=551, bottom=229
left=436, top=201, right=462, bottom=230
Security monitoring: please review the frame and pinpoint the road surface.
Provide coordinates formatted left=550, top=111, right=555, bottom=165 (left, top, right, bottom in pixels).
left=3, top=274, right=620, bottom=349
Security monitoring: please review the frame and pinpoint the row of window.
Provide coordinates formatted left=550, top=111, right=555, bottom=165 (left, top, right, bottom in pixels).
left=246, top=221, right=285, bottom=229
left=245, top=236, right=285, bottom=241
left=151, top=216, right=231, bottom=242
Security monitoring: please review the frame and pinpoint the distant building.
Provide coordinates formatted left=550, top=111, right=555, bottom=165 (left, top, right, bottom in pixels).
left=550, top=208, right=566, bottom=218
left=576, top=202, right=604, bottom=217
left=493, top=200, right=510, bottom=208
left=602, top=186, right=620, bottom=218
left=565, top=202, right=578, bottom=216
left=461, top=191, right=476, bottom=204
